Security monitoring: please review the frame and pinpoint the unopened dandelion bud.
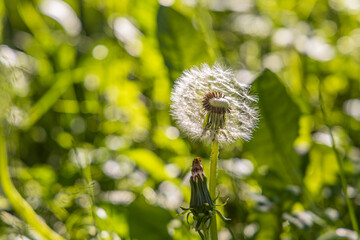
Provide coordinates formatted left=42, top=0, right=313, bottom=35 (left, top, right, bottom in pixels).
left=178, top=158, right=230, bottom=238
left=190, top=157, right=213, bottom=209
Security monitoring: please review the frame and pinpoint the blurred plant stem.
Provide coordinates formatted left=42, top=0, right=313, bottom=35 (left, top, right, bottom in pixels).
left=83, top=155, right=99, bottom=239
left=73, top=146, right=100, bottom=239
left=21, top=70, right=74, bottom=131
left=0, top=126, right=65, bottom=240
left=209, top=141, right=219, bottom=240
left=329, top=128, right=359, bottom=234
left=319, top=90, right=359, bottom=235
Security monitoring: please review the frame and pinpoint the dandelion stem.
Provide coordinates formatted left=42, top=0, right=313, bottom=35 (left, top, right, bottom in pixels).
left=201, top=225, right=209, bottom=240
left=0, top=126, right=65, bottom=240
left=209, top=141, right=219, bottom=240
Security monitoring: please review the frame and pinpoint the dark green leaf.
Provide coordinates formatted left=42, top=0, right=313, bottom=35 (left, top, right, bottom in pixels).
left=245, top=69, right=302, bottom=185
left=157, top=6, right=210, bottom=80
left=128, top=196, right=172, bottom=240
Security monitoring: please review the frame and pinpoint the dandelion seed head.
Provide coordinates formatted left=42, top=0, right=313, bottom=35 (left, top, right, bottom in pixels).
left=170, top=63, right=258, bottom=144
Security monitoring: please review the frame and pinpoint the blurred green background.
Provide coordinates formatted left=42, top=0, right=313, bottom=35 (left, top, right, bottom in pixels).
left=0, top=0, right=360, bottom=239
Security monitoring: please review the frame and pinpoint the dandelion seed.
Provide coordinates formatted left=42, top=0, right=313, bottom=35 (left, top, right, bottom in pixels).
left=170, top=63, right=258, bottom=144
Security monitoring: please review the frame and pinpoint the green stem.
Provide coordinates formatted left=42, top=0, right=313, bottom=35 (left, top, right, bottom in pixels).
left=73, top=145, right=100, bottom=239
left=84, top=158, right=101, bottom=239
left=319, top=90, right=359, bottom=234
left=201, top=225, right=209, bottom=240
left=328, top=128, right=359, bottom=233
left=209, top=141, right=219, bottom=240
left=0, top=126, right=65, bottom=240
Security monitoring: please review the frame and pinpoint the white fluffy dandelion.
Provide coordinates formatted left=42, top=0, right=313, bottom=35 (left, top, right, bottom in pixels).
left=170, top=63, right=258, bottom=144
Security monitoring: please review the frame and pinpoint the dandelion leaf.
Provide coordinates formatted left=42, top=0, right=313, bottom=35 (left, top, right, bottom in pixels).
left=156, top=6, right=210, bottom=80
left=128, top=196, right=172, bottom=240
left=245, top=69, right=302, bottom=185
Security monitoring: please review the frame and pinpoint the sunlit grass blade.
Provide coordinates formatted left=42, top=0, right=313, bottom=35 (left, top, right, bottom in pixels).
left=21, top=69, right=83, bottom=131
left=319, top=88, right=359, bottom=235
left=0, top=126, right=65, bottom=240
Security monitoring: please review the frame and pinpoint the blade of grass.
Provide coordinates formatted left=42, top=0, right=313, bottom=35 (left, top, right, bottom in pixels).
left=21, top=68, right=83, bottom=131
left=73, top=145, right=100, bottom=239
left=0, top=126, right=65, bottom=240
left=319, top=88, right=359, bottom=234
left=21, top=71, right=72, bottom=130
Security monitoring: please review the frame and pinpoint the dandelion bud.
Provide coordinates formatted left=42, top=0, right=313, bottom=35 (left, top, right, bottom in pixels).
left=190, top=157, right=213, bottom=209
left=179, top=158, right=230, bottom=235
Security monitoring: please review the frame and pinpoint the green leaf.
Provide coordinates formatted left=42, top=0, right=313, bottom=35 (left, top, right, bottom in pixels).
left=245, top=69, right=302, bottom=185
left=255, top=212, right=280, bottom=239
left=128, top=196, right=172, bottom=240
left=97, top=204, right=129, bottom=237
left=156, top=6, right=210, bottom=80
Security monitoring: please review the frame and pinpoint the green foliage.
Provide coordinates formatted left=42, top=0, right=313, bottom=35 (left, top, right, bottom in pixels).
left=0, top=0, right=360, bottom=239
left=124, top=149, right=169, bottom=182
left=157, top=6, right=211, bottom=79
left=245, top=70, right=302, bottom=185
left=128, top=197, right=172, bottom=240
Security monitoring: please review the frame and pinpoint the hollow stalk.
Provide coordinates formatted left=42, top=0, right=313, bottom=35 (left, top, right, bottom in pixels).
left=209, top=141, right=219, bottom=240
